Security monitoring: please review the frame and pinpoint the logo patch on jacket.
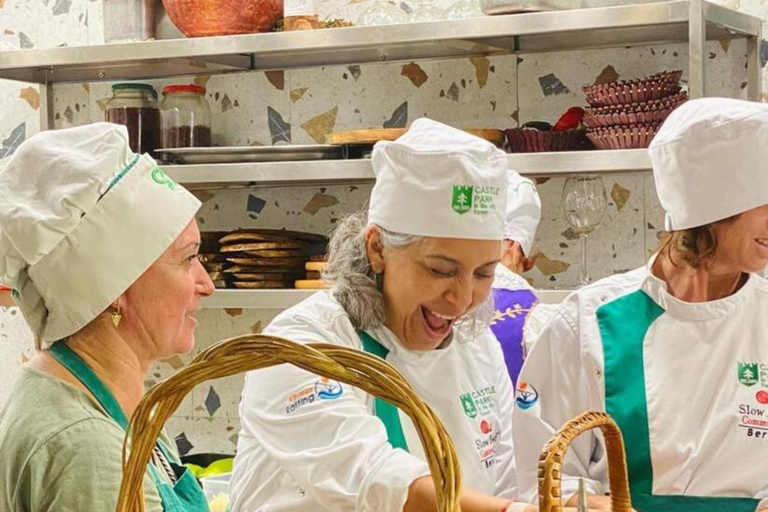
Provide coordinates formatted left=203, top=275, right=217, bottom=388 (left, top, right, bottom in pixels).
left=459, top=386, right=496, bottom=419
left=515, top=381, right=539, bottom=410
left=739, top=362, right=760, bottom=387
left=286, top=378, right=344, bottom=415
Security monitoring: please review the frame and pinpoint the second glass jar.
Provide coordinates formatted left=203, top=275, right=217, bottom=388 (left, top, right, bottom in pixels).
left=160, top=85, right=212, bottom=148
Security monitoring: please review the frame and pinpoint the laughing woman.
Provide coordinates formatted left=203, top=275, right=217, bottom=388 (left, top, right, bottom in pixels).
left=231, top=119, right=537, bottom=512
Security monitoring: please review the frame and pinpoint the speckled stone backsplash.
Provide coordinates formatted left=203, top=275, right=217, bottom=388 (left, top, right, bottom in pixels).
left=0, top=0, right=762, bottom=454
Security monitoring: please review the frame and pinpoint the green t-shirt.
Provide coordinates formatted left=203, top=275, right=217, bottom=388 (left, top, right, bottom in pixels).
left=0, top=367, right=167, bottom=512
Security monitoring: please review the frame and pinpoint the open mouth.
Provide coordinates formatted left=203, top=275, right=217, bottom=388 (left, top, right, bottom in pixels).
left=420, top=306, right=456, bottom=340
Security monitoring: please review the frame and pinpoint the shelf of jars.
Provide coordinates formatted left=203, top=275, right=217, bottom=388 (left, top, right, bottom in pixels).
left=0, top=0, right=760, bottom=85
left=164, top=149, right=652, bottom=188
left=201, top=288, right=571, bottom=309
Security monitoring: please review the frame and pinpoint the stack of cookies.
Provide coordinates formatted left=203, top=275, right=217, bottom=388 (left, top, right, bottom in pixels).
left=199, top=229, right=327, bottom=289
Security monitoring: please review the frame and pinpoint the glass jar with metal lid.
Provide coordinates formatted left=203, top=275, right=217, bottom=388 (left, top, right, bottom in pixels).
left=159, top=85, right=212, bottom=148
left=104, top=83, right=160, bottom=155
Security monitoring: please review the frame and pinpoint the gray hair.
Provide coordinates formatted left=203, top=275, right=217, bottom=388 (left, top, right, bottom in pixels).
left=322, top=210, right=495, bottom=337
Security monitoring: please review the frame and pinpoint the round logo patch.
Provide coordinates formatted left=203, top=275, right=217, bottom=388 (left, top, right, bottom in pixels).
left=756, top=390, right=768, bottom=405
left=515, top=381, right=539, bottom=411
left=315, top=378, right=343, bottom=400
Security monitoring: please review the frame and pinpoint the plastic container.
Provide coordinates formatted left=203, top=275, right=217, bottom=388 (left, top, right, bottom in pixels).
left=103, top=0, right=155, bottom=43
left=104, top=83, right=160, bottom=155
left=159, top=85, right=212, bottom=148
left=200, top=473, right=231, bottom=512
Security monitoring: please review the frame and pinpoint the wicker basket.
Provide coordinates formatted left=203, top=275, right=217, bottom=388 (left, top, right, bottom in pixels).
left=538, top=411, right=632, bottom=512
left=116, top=335, right=461, bottom=512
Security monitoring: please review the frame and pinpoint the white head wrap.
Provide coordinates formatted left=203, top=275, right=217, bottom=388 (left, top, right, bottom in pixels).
left=649, top=97, right=768, bottom=231
left=368, top=118, right=508, bottom=240
left=0, top=123, right=201, bottom=349
left=503, top=171, right=541, bottom=256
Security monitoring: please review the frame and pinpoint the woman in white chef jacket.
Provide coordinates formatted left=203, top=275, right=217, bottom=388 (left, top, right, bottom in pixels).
left=513, top=97, right=768, bottom=512
left=231, top=119, right=537, bottom=512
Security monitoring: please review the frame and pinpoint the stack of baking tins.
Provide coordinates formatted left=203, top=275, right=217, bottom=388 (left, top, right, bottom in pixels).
left=583, top=70, right=687, bottom=150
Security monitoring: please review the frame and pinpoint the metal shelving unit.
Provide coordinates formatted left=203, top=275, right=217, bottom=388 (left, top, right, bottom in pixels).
left=202, top=288, right=572, bottom=309
left=0, top=0, right=760, bottom=308
left=0, top=0, right=761, bottom=126
left=0, top=1, right=760, bottom=88
left=166, top=149, right=652, bottom=188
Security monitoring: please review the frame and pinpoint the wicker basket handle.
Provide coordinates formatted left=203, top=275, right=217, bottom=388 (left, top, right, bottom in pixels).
left=537, top=411, right=632, bottom=512
left=116, top=335, right=461, bottom=512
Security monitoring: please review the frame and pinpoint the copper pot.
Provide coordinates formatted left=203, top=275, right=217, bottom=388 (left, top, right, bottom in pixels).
left=162, top=0, right=283, bottom=36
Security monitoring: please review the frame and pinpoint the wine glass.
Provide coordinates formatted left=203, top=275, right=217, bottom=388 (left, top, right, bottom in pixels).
left=356, top=0, right=409, bottom=25
left=443, top=0, right=484, bottom=19
left=409, top=0, right=444, bottom=22
left=561, top=175, right=608, bottom=286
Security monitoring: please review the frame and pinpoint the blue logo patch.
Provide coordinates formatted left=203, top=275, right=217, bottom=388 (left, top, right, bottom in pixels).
left=515, top=381, right=539, bottom=410
left=315, top=378, right=343, bottom=400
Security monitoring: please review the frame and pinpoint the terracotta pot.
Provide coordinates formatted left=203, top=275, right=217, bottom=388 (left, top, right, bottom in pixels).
left=162, top=0, right=283, bottom=37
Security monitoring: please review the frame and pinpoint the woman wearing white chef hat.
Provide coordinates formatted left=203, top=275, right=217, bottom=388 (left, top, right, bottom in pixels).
left=513, top=97, right=768, bottom=512
left=0, top=123, right=215, bottom=512
left=232, top=119, right=586, bottom=512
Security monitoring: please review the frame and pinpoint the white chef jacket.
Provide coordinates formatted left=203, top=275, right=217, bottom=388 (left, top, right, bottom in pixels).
left=231, top=291, right=518, bottom=512
left=513, top=261, right=768, bottom=511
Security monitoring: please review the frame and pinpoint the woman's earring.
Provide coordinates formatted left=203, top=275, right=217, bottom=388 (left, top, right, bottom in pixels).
left=111, top=306, right=122, bottom=328
left=374, top=272, right=384, bottom=291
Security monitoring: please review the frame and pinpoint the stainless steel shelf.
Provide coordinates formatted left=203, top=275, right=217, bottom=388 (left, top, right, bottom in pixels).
left=164, top=149, right=651, bottom=188
left=507, top=149, right=651, bottom=175
left=165, top=159, right=376, bottom=188
left=0, top=1, right=760, bottom=84
left=202, top=288, right=570, bottom=309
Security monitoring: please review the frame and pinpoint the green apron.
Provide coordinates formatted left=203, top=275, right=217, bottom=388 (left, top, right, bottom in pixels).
left=358, top=331, right=409, bottom=452
left=597, top=290, right=759, bottom=512
left=49, top=341, right=210, bottom=512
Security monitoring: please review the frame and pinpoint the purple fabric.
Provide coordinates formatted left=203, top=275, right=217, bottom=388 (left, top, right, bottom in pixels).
left=490, top=287, right=538, bottom=387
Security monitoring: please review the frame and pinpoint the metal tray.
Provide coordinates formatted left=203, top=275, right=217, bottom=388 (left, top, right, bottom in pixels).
left=155, top=145, right=344, bottom=164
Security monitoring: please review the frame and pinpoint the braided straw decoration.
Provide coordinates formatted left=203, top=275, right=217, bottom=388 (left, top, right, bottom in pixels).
left=116, top=334, right=461, bottom=512
left=538, top=411, right=632, bottom=512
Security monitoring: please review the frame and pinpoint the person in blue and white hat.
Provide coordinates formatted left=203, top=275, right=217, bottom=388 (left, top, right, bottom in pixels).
left=490, top=170, right=542, bottom=387
left=232, top=119, right=574, bottom=512
left=513, top=97, right=768, bottom=512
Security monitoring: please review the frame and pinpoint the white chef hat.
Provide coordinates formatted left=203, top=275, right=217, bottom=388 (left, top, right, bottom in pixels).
left=368, top=118, right=508, bottom=240
left=649, top=97, right=768, bottom=231
left=503, top=170, right=541, bottom=256
left=0, top=123, right=201, bottom=350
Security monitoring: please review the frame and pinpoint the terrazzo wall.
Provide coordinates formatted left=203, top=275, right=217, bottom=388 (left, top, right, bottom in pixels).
left=0, top=0, right=762, bottom=455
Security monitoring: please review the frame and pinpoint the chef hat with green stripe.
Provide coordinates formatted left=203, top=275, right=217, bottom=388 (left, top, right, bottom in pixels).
left=0, top=123, right=201, bottom=349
